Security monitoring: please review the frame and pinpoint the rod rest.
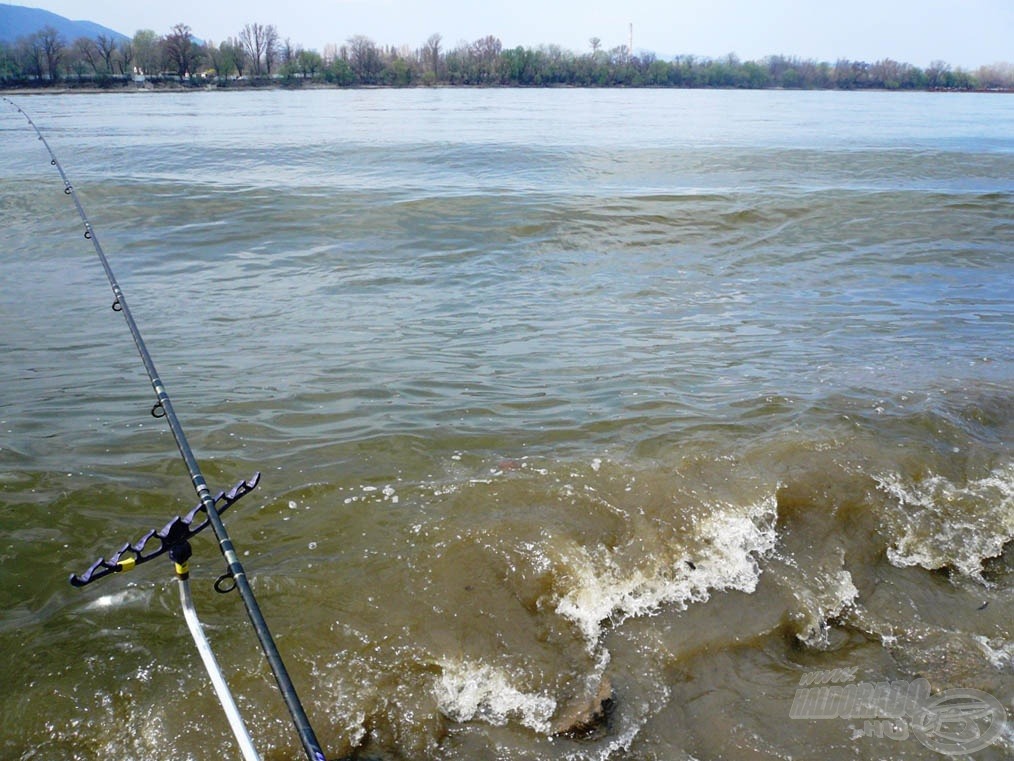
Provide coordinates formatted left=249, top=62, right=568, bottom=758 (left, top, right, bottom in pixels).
left=70, top=473, right=261, bottom=587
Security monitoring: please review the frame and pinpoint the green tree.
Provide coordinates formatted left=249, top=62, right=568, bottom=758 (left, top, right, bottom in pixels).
left=782, top=68, right=801, bottom=88
left=502, top=45, right=536, bottom=84
left=950, top=68, right=976, bottom=89
left=223, top=37, right=247, bottom=77
left=386, top=55, right=413, bottom=86
left=0, top=40, right=18, bottom=80
left=205, top=40, right=237, bottom=79
left=297, top=49, right=323, bottom=79
left=741, top=60, right=769, bottom=88
left=644, top=57, right=671, bottom=86
left=324, top=56, right=354, bottom=86
left=133, top=29, right=161, bottom=76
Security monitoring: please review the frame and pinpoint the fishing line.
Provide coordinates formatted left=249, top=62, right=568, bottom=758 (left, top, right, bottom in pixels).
left=3, top=96, right=328, bottom=761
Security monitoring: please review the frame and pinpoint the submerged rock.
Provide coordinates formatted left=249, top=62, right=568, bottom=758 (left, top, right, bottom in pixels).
left=551, top=673, right=613, bottom=736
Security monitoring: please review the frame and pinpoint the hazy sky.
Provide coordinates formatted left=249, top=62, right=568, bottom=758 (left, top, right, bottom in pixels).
left=22, top=0, right=1013, bottom=68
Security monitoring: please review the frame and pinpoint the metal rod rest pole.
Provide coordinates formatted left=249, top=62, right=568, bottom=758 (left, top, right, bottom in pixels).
left=179, top=575, right=262, bottom=761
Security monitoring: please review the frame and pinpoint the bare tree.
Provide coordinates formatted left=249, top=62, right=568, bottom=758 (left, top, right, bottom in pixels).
left=976, top=61, right=1014, bottom=90
left=95, top=34, right=118, bottom=74
left=163, top=23, right=201, bottom=80
left=869, top=58, right=917, bottom=89
left=925, top=60, right=950, bottom=88
left=281, top=37, right=298, bottom=68
left=116, top=38, right=134, bottom=76
left=423, top=33, right=441, bottom=79
left=38, top=26, right=66, bottom=80
left=239, top=23, right=266, bottom=76
left=471, top=35, right=502, bottom=82
left=73, top=37, right=101, bottom=75
left=347, top=35, right=381, bottom=83
left=17, top=33, right=46, bottom=79
left=240, top=23, right=279, bottom=76
left=263, top=25, right=280, bottom=75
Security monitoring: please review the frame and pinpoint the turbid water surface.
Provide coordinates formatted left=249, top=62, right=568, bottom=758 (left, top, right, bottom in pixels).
left=1, top=89, right=1011, bottom=760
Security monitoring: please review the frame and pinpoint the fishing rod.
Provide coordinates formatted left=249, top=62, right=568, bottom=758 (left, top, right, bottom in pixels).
left=3, top=97, right=328, bottom=761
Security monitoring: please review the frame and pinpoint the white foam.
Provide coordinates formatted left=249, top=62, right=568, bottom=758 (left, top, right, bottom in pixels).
left=83, top=586, right=150, bottom=611
left=553, top=496, right=778, bottom=648
left=791, top=564, right=860, bottom=647
left=971, top=635, right=1014, bottom=671
left=878, top=464, right=1014, bottom=577
left=434, top=659, right=557, bottom=733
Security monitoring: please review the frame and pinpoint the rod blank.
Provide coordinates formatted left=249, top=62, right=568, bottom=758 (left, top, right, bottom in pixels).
left=4, top=97, right=327, bottom=761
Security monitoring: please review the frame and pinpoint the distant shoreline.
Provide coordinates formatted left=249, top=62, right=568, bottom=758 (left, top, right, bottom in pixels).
left=5, top=18, right=1011, bottom=94
left=3, top=79, right=1011, bottom=95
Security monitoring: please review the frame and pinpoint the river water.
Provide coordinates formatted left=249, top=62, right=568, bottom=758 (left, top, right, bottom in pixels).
left=1, top=89, right=1011, bottom=760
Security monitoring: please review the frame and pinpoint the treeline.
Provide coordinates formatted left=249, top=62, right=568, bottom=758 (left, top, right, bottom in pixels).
left=2, top=23, right=1013, bottom=92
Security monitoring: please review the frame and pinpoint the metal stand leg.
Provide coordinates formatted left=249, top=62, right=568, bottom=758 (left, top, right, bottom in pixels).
left=174, top=542, right=262, bottom=761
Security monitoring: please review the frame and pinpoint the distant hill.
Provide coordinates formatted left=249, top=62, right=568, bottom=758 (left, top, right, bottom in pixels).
left=0, top=3, right=128, bottom=44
